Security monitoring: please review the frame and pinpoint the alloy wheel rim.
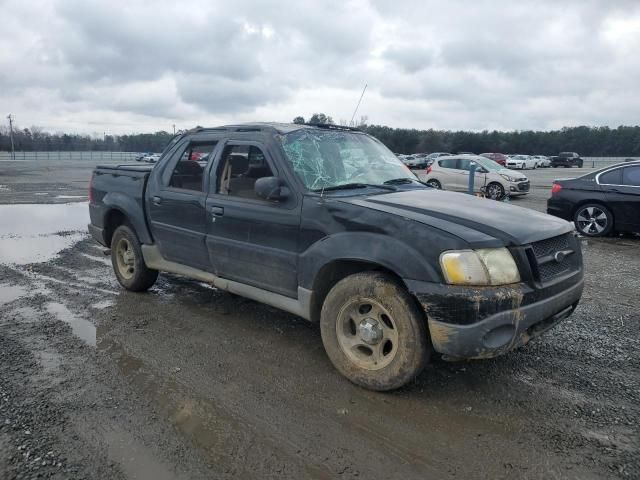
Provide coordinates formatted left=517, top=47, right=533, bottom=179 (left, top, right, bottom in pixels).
left=336, top=298, right=399, bottom=370
left=115, top=238, right=136, bottom=279
left=488, top=184, right=503, bottom=199
left=576, top=207, right=607, bottom=235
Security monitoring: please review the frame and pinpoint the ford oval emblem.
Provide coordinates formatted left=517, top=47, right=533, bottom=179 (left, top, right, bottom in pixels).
left=554, top=251, right=566, bottom=263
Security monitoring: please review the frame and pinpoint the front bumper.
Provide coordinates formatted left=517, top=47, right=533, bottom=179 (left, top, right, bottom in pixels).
left=407, top=275, right=584, bottom=360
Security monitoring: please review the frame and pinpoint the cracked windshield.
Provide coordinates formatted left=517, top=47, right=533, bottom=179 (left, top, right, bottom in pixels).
left=280, top=129, right=416, bottom=190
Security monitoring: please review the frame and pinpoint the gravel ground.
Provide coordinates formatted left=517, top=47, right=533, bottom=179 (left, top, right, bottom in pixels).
left=0, top=159, right=638, bottom=479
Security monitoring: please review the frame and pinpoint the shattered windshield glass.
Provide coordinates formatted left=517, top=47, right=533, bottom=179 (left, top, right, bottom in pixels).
left=279, top=129, right=416, bottom=191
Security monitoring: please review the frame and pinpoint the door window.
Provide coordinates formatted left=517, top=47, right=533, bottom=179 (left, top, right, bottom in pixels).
left=622, top=166, right=640, bottom=186
left=168, top=142, right=217, bottom=191
left=458, top=159, right=481, bottom=171
left=599, top=168, right=622, bottom=185
left=217, top=145, right=275, bottom=200
left=438, top=158, right=457, bottom=169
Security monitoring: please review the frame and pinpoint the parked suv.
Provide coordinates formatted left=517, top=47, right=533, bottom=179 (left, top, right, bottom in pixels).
left=551, top=152, right=583, bottom=168
left=89, top=124, right=582, bottom=391
left=424, top=155, right=530, bottom=199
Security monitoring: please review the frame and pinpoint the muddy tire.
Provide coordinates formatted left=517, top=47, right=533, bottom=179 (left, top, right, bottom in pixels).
left=320, top=272, right=430, bottom=391
left=111, top=225, right=158, bottom=292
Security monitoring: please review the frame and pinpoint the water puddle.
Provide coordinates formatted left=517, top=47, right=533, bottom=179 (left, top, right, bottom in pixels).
left=0, top=283, right=27, bottom=305
left=0, top=202, right=88, bottom=265
left=46, top=302, right=96, bottom=346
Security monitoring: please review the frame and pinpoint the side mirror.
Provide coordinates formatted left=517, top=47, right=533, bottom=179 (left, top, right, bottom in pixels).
left=255, top=176, right=289, bottom=201
left=477, top=167, right=488, bottom=174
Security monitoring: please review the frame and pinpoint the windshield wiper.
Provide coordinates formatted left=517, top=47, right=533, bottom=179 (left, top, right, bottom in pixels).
left=312, top=183, right=397, bottom=192
left=383, top=177, right=422, bottom=185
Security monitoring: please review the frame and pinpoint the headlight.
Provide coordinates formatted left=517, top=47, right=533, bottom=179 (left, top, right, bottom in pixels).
left=500, top=174, right=515, bottom=182
left=440, top=248, right=520, bottom=286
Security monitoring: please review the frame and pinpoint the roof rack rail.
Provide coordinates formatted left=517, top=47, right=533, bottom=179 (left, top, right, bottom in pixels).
left=303, top=123, right=361, bottom=132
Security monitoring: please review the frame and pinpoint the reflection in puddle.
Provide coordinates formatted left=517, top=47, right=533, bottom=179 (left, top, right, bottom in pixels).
left=46, top=302, right=96, bottom=346
left=0, top=202, right=88, bottom=265
left=0, top=283, right=27, bottom=305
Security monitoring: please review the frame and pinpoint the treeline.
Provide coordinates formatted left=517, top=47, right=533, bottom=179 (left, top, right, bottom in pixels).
left=362, top=125, right=640, bottom=156
left=2, top=123, right=640, bottom=156
left=0, top=126, right=175, bottom=153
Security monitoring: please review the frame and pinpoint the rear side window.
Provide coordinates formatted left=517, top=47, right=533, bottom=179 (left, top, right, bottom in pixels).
left=168, top=142, right=217, bottom=191
left=622, top=166, right=640, bottom=186
left=439, top=159, right=457, bottom=169
left=599, top=168, right=622, bottom=185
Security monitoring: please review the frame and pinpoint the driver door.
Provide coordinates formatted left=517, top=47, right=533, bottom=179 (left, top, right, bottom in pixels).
left=205, top=141, right=301, bottom=297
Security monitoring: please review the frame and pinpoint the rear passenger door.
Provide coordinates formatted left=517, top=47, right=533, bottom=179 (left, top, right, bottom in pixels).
left=604, top=166, right=640, bottom=231
left=146, top=140, right=219, bottom=268
left=205, top=141, right=301, bottom=297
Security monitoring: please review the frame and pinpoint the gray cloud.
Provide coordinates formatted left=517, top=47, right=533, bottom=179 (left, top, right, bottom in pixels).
left=0, top=0, right=639, bottom=133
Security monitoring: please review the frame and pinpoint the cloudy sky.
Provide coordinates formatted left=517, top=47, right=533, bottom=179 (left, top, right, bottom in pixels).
left=1, top=0, right=639, bottom=134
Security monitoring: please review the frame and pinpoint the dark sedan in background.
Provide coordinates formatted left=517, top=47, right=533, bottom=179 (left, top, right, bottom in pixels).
left=547, top=161, right=640, bottom=236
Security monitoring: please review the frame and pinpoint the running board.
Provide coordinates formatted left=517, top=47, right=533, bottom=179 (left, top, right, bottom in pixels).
left=141, top=245, right=312, bottom=321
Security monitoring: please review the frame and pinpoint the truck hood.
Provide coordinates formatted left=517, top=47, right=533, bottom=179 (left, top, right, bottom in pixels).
left=342, top=189, right=573, bottom=247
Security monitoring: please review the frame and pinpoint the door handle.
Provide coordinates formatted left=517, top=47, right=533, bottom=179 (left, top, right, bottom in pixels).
left=152, top=196, right=162, bottom=205
left=210, top=206, right=224, bottom=216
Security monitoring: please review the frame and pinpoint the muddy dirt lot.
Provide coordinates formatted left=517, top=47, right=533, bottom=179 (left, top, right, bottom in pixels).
left=1, top=159, right=638, bottom=479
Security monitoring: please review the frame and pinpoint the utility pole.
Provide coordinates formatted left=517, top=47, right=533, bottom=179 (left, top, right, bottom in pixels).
left=172, top=124, right=176, bottom=135
left=7, top=114, right=15, bottom=160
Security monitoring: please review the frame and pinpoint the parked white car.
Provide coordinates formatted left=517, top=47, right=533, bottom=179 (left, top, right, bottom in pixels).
left=506, top=155, right=538, bottom=170
left=533, top=155, right=550, bottom=167
left=423, top=155, right=530, bottom=199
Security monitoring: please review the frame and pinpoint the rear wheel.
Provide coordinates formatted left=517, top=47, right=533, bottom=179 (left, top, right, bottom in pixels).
left=574, top=204, right=613, bottom=237
left=426, top=179, right=441, bottom=189
left=111, top=225, right=158, bottom=291
left=320, top=272, right=430, bottom=391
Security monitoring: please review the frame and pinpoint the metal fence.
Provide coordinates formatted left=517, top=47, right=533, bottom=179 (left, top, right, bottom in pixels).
left=0, top=151, right=141, bottom=162
left=582, top=157, right=639, bottom=167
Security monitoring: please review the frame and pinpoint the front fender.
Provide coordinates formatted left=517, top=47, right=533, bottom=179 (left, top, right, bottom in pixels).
left=102, top=192, right=153, bottom=244
left=298, top=232, right=441, bottom=290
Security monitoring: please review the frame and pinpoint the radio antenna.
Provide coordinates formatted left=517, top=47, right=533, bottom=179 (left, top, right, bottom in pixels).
left=350, top=84, right=367, bottom=126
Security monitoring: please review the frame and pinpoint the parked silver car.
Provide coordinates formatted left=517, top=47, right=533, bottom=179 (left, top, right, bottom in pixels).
left=424, top=155, right=530, bottom=199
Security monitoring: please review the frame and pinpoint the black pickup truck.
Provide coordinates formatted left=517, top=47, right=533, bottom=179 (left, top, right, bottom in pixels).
left=89, top=123, right=584, bottom=390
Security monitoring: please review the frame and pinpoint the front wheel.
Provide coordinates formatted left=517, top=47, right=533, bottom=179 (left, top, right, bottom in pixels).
left=574, top=204, right=613, bottom=237
left=111, top=225, right=159, bottom=291
left=426, top=179, right=441, bottom=189
left=486, top=182, right=506, bottom=200
left=320, top=272, right=430, bottom=391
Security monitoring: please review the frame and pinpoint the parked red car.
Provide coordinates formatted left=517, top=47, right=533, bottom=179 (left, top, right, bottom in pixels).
left=480, top=153, right=508, bottom=166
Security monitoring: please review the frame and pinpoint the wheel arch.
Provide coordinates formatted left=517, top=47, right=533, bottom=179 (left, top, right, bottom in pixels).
left=308, top=259, right=408, bottom=323
left=102, top=192, right=153, bottom=246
